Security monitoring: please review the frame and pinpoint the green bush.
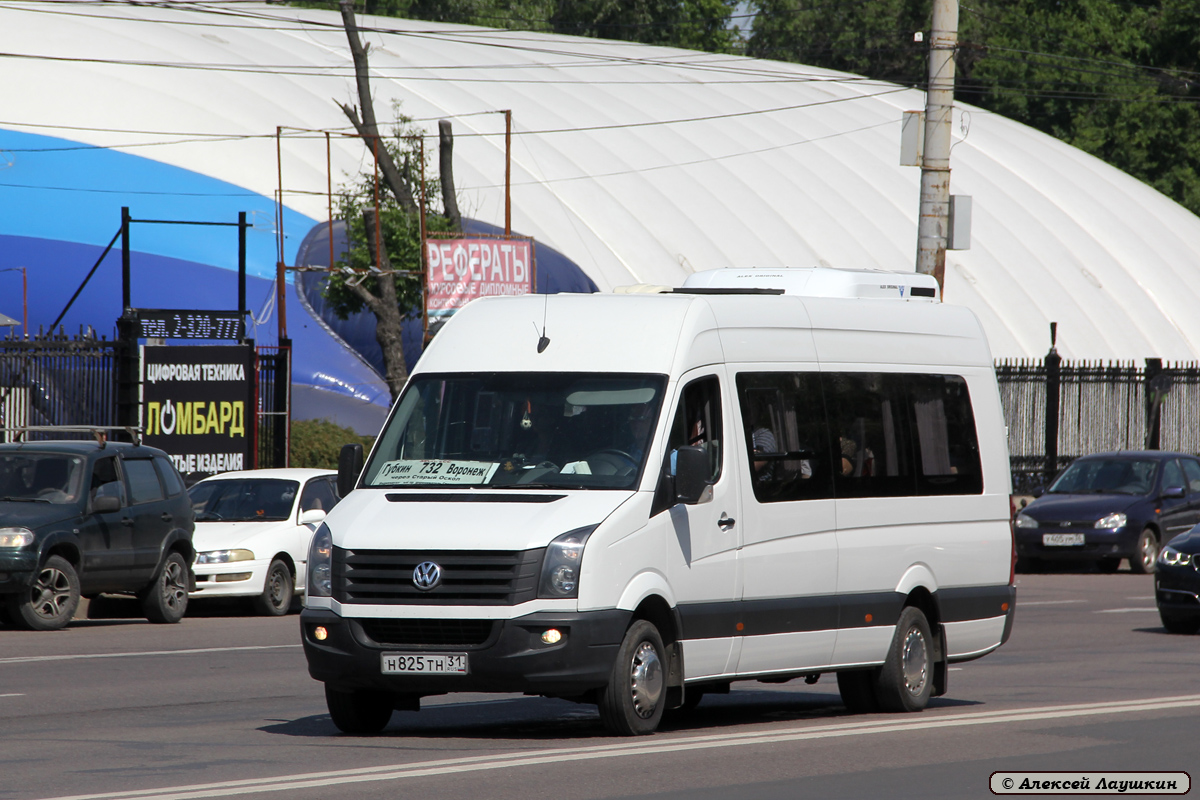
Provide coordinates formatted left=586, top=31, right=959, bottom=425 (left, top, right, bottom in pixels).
left=290, top=419, right=375, bottom=470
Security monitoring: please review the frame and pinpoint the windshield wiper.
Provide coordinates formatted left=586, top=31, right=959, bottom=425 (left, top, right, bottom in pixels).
left=0, top=495, right=50, bottom=503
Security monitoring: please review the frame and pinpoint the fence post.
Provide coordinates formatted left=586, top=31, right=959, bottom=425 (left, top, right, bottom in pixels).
left=1144, top=358, right=1169, bottom=450
left=275, top=337, right=291, bottom=468
left=114, top=313, right=139, bottom=440
left=1044, top=323, right=1060, bottom=484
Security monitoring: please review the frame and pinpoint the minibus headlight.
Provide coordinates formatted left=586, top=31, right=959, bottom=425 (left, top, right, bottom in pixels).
left=0, top=528, right=34, bottom=548
left=307, top=524, right=333, bottom=598
left=1015, top=513, right=1038, bottom=529
left=1159, top=546, right=1194, bottom=567
left=539, top=526, right=597, bottom=599
left=1095, top=512, right=1127, bottom=530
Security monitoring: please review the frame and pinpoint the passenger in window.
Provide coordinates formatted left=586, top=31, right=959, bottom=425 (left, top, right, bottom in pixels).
left=751, top=425, right=777, bottom=481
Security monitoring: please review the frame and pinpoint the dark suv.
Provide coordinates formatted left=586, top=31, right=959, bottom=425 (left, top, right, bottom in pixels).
left=0, top=439, right=195, bottom=630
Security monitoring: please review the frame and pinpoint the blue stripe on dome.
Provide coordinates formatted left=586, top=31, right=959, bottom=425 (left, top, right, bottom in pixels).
left=0, top=129, right=315, bottom=281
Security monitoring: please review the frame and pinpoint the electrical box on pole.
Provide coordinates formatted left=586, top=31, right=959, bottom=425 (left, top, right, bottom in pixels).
left=900, top=111, right=924, bottom=167
left=947, top=195, right=972, bottom=250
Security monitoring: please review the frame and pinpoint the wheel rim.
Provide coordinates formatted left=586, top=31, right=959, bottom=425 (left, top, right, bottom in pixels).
left=1140, top=534, right=1158, bottom=571
left=629, top=641, right=664, bottom=719
left=30, top=565, right=72, bottom=621
left=267, top=566, right=288, bottom=609
left=900, top=625, right=928, bottom=696
left=161, top=560, right=188, bottom=611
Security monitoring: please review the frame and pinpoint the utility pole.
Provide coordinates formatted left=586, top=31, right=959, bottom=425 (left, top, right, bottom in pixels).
left=916, top=0, right=958, bottom=294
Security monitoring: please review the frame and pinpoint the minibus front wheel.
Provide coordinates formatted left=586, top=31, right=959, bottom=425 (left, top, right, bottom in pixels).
left=598, top=619, right=666, bottom=736
left=325, top=685, right=394, bottom=734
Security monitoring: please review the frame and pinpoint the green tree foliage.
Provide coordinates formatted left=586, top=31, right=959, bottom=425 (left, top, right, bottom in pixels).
left=745, top=0, right=1200, bottom=217
left=290, top=0, right=740, bottom=52
left=322, top=120, right=454, bottom=323
left=746, top=0, right=929, bottom=86
left=290, top=418, right=376, bottom=470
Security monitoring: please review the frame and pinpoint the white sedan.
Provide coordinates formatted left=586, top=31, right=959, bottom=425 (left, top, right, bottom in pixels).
left=187, top=469, right=339, bottom=615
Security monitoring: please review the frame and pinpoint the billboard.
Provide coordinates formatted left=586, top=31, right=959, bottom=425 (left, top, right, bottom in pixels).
left=425, top=237, right=534, bottom=319
left=139, top=345, right=254, bottom=482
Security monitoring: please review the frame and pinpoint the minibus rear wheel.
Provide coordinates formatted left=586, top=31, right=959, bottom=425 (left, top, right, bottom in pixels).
left=325, top=685, right=393, bottom=734
left=875, top=606, right=933, bottom=712
left=598, top=620, right=667, bottom=735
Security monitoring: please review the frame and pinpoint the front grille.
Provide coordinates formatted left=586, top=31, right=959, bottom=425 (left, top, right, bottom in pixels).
left=333, top=547, right=543, bottom=605
left=358, top=618, right=498, bottom=646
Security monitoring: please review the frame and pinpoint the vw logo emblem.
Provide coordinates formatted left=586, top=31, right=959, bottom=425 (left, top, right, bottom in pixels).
left=412, top=561, right=442, bottom=591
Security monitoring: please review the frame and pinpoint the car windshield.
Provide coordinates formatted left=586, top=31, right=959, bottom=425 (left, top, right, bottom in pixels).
left=189, top=478, right=299, bottom=521
left=0, top=453, right=86, bottom=504
left=1048, top=458, right=1158, bottom=495
left=361, top=372, right=667, bottom=491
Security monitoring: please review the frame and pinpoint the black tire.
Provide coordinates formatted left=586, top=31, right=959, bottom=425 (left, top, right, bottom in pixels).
left=874, top=606, right=934, bottom=713
left=1160, top=610, right=1200, bottom=635
left=325, top=685, right=394, bottom=734
left=8, top=555, right=80, bottom=631
left=1097, top=557, right=1122, bottom=573
left=836, top=669, right=880, bottom=714
left=253, top=558, right=294, bottom=617
left=598, top=619, right=667, bottom=736
left=1130, top=528, right=1159, bottom=575
left=140, top=552, right=189, bottom=624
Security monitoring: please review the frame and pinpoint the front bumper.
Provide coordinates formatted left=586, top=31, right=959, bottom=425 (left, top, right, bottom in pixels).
left=1155, top=563, right=1200, bottom=613
left=0, top=551, right=38, bottom=592
left=301, top=607, right=631, bottom=698
left=1015, top=527, right=1135, bottom=560
left=190, top=559, right=270, bottom=599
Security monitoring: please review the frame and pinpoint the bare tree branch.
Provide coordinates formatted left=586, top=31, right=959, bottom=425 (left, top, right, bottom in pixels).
left=438, top=119, right=462, bottom=230
left=338, top=0, right=418, bottom=214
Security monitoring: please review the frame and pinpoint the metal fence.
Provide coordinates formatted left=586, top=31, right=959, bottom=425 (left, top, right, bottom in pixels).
left=0, top=331, right=123, bottom=441
left=1, top=332, right=290, bottom=469
left=996, top=357, right=1200, bottom=493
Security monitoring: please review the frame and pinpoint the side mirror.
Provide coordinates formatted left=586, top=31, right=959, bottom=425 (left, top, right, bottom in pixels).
left=299, top=508, right=327, bottom=525
left=92, top=495, right=121, bottom=513
left=1162, top=485, right=1186, bottom=499
left=674, top=446, right=713, bottom=505
left=338, top=443, right=364, bottom=498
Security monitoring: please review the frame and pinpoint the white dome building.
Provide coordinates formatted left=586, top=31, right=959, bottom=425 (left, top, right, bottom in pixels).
left=2, top=1, right=1199, bottom=371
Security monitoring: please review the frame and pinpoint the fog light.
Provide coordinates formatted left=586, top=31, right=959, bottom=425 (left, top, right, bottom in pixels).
left=541, top=628, right=562, bottom=645
left=314, top=626, right=328, bottom=641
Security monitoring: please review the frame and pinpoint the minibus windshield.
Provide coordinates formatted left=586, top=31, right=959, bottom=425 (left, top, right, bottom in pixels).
left=361, top=372, right=667, bottom=490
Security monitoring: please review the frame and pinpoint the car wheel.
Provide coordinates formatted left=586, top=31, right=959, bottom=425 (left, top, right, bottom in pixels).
left=1159, top=610, right=1200, bottom=635
left=9, top=555, right=80, bottom=631
left=597, top=619, right=667, bottom=736
left=874, top=606, right=934, bottom=713
left=140, top=552, right=189, bottom=624
left=1130, top=528, right=1159, bottom=575
left=325, top=685, right=394, bottom=734
left=253, top=558, right=294, bottom=617
left=836, top=668, right=880, bottom=713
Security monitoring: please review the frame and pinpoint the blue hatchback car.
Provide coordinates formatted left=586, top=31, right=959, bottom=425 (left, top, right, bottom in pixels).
left=1015, top=451, right=1200, bottom=574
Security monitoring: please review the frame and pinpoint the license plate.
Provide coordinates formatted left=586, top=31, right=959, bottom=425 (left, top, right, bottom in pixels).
left=381, top=653, right=468, bottom=675
left=1043, top=533, right=1085, bottom=546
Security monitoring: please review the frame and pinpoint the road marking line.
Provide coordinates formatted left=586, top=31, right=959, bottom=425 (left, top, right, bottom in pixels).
left=0, top=645, right=300, bottom=665
left=0, top=693, right=23, bottom=698
left=1020, top=600, right=1086, bottom=606
left=1096, top=607, right=1158, bottom=613
left=32, top=694, right=1200, bottom=800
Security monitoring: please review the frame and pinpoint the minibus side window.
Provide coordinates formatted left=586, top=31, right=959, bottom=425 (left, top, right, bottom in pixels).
left=910, top=375, right=983, bottom=495
left=824, top=373, right=916, bottom=498
left=735, top=373, right=834, bottom=503
left=651, top=376, right=723, bottom=516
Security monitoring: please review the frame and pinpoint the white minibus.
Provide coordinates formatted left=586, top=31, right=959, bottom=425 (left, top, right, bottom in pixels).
left=301, top=267, right=1016, bottom=736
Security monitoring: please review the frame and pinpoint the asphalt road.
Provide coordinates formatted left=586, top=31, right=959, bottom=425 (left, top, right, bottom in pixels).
left=1, top=572, right=1197, bottom=800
